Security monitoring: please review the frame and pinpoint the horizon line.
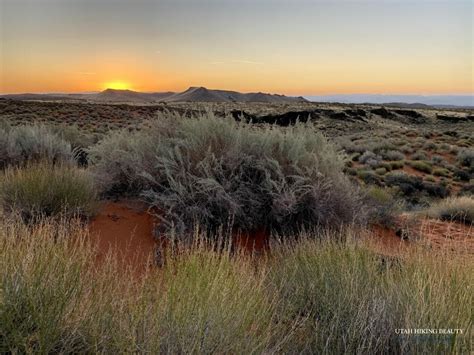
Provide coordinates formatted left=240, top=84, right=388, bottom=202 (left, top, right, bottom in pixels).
left=1, top=87, right=473, bottom=97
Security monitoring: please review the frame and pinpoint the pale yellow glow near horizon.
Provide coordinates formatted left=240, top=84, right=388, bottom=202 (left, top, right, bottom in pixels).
left=102, top=81, right=132, bottom=91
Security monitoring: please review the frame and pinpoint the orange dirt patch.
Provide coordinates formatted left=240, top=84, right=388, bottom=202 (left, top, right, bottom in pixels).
left=401, top=164, right=430, bottom=178
left=88, top=201, right=157, bottom=273
left=414, top=218, right=473, bottom=255
left=435, top=151, right=455, bottom=164
left=369, top=217, right=473, bottom=257
left=368, top=224, right=409, bottom=257
left=233, top=228, right=270, bottom=254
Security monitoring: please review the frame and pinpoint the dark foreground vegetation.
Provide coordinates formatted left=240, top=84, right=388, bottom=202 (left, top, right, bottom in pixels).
left=0, top=105, right=473, bottom=353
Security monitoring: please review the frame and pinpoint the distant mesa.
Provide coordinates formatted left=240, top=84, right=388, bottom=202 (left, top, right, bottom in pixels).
left=0, top=87, right=308, bottom=104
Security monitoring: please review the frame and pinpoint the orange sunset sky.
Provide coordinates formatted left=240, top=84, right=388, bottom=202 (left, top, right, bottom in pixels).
left=0, top=0, right=472, bottom=95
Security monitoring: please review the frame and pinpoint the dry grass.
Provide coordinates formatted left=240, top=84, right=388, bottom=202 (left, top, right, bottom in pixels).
left=0, top=218, right=472, bottom=353
left=426, top=196, right=474, bottom=224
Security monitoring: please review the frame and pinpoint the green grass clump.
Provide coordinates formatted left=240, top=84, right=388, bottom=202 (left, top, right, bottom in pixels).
left=408, top=160, right=433, bottom=174
left=268, top=233, right=473, bottom=353
left=389, top=160, right=405, bottom=169
left=375, top=167, right=387, bottom=175
left=426, top=196, right=474, bottom=224
left=90, top=113, right=366, bottom=236
left=0, top=163, right=97, bottom=221
left=432, top=167, right=450, bottom=177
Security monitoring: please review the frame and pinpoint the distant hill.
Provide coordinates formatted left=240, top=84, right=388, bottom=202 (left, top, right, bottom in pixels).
left=0, top=87, right=308, bottom=104
left=305, top=94, right=474, bottom=108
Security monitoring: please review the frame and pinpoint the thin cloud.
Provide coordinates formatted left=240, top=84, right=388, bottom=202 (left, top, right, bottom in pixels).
left=209, top=60, right=264, bottom=65
left=232, top=59, right=264, bottom=65
left=78, top=72, right=96, bottom=75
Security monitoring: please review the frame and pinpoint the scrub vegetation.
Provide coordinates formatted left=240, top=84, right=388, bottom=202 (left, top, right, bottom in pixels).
left=0, top=102, right=472, bottom=353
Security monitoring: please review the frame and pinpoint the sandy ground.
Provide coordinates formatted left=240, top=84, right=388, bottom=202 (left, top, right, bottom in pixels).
left=88, top=200, right=157, bottom=273
left=88, top=201, right=473, bottom=272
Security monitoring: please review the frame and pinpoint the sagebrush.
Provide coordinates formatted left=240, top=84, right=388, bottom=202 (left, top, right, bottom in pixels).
left=89, top=113, right=367, bottom=236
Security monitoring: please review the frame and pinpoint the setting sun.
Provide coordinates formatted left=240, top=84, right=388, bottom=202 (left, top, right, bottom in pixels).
left=103, top=81, right=131, bottom=91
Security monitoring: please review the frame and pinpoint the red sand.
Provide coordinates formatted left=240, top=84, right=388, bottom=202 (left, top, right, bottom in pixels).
left=368, top=225, right=409, bottom=257
left=88, top=201, right=473, bottom=273
left=233, top=228, right=269, bottom=254
left=88, top=201, right=157, bottom=272
left=369, top=217, right=473, bottom=257
left=415, top=218, right=473, bottom=254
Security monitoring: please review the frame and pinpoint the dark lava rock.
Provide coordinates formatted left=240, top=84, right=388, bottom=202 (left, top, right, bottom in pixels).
left=370, top=107, right=393, bottom=118
left=394, top=109, right=423, bottom=118
left=230, top=110, right=256, bottom=122
left=344, top=109, right=367, bottom=117
left=443, top=130, right=459, bottom=137
left=234, top=110, right=318, bottom=126
left=329, top=112, right=349, bottom=120
left=437, top=114, right=473, bottom=123
left=262, top=111, right=318, bottom=126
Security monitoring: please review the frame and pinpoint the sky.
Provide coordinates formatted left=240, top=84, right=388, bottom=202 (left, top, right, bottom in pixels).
left=0, top=0, right=472, bottom=95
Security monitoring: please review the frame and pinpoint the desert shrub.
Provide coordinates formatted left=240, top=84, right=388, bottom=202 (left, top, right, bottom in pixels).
left=411, top=151, right=428, bottom=161
left=0, top=124, right=73, bottom=169
left=364, top=186, right=399, bottom=225
left=426, top=196, right=474, bottom=224
left=457, top=149, right=474, bottom=168
left=0, top=163, right=97, bottom=221
left=88, top=130, right=155, bottom=194
left=358, top=151, right=381, bottom=166
left=401, top=145, right=414, bottom=154
left=407, top=160, right=433, bottom=174
left=382, top=173, right=450, bottom=200
left=453, top=169, right=471, bottom=182
left=0, top=119, right=12, bottom=131
left=450, top=146, right=460, bottom=154
left=459, top=184, right=474, bottom=196
left=0, top=128, right=8, bottom=167
left=385, top=172, right=424, bottom=196
left=50, top=125, right=96, bottom=166
left=377, top=161, right=392, bottom=171
left=432, top=168, right=450, bottom=177
left=371, top=142, right=396, bottom=154
left=344, top=167, right=357, bottom=176
left=424, top=175, right=436, bottom=182
left=351, top=153, right=361, bottom=162
left=50, top=124, right=95, bottom=149
left=431, top=155, right=446, bottom=165
left=389, top=160, right=405, bottom=169
left=439, top=143, right=450, bottom=151
left=423, top=141, right=437, bottom=150
left=423, top=182, right=450, bottom=199
left=90, top=113, right=366, bottom=236
left=382, top=150, right=405, bottom=161
left=340, top=140, right=367, bottom=154
left=375, top=167, right=387, bottom=175
left=357, top=169, right=382, bottom=185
